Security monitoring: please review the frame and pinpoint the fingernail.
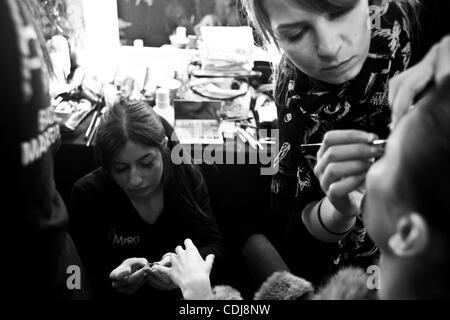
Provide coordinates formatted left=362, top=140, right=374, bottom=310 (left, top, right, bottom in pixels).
left=370, top=134, right=379, bottom=142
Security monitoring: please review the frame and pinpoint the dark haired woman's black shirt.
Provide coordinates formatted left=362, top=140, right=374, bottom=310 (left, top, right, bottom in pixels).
left=69, top=166, right=224, bottom=299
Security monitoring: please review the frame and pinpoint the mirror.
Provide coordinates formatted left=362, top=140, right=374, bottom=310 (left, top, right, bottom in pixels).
left=115, top=0, right=243, bottom=47
left=80, top=0, right=245, bottom=49
left=76, top=0, right=265, bottom=95
left=117, top=0, right=195, bottom=47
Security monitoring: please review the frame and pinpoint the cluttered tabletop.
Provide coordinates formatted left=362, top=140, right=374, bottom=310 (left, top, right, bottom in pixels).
left=54, top=45, right=278, bottom=159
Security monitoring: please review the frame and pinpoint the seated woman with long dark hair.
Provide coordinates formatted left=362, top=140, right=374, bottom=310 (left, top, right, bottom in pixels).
left=69, top=100, right=224, bottom=299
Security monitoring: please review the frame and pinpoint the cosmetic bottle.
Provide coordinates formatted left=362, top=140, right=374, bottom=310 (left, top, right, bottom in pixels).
left=153, top=87, right=174, bottom=127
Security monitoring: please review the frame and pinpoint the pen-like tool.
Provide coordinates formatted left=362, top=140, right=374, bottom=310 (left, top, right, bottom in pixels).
left=86, top=116, right=101, bottom=147
left=87, top=106, right=107, bottom=147
left=85, top=106, right=99, bottom=139
left=236, top=129, right=247, bottom=144
left=141, top=67, right=151, bottom=97
left=300, top=139, right=387, bottom=148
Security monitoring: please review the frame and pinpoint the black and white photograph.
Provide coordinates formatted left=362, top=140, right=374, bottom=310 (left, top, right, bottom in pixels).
left=2, top=0, right=450, bottom=313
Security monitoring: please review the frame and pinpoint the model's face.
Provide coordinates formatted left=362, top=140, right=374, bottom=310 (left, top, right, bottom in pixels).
left=364, top=111, right=417, bottom=253
left=265, top=0, right=371, bottom=84
left=111, top=140, right=164, bottom=199
left=365, top=110, right=429, bottom=299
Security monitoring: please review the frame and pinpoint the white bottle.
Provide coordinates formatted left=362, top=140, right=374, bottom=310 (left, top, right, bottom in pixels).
left=153, top=87, right=174, bottom=127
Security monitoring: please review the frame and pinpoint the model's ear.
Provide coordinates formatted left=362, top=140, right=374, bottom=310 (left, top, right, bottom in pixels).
left=388, top=213, right=429, bottom=257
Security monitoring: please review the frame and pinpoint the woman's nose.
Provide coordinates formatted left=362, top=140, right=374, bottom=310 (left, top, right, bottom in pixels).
left=316, top=21, right=341, bottom=60
left=129, top=167, right=143, bottom=187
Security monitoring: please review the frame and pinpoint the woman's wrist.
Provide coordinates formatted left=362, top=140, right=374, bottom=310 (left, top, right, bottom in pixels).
left=180, top=277, right=213, bottom=300
left=302, top=197, right=356, bottom=243
left=319, top=198, right=355, bottom=236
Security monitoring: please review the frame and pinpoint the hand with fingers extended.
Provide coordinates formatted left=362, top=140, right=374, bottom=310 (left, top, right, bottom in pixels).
left=389, top=35, right=450, bottom=129
left=151, top=239, right=215, bottom=300
left=145, top=253, right=178, bottom=291
left=313, top=130, right=383, bottom=218
left=109, top=258, right=151, bottom=295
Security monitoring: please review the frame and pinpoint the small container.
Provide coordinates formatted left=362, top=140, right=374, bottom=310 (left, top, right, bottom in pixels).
left=133, top=39, right=144, bottom=47
left=157, top=77, right=182, bottom=104
left=169, top=26, right=189, bottom=48
left=153, top=88, right=174, bottom=127
left=176, top=27, right=186, bottom=39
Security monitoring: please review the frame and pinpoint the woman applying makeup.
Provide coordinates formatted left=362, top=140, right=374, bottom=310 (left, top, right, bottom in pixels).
left=242, top=0, right=419, bottom=285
